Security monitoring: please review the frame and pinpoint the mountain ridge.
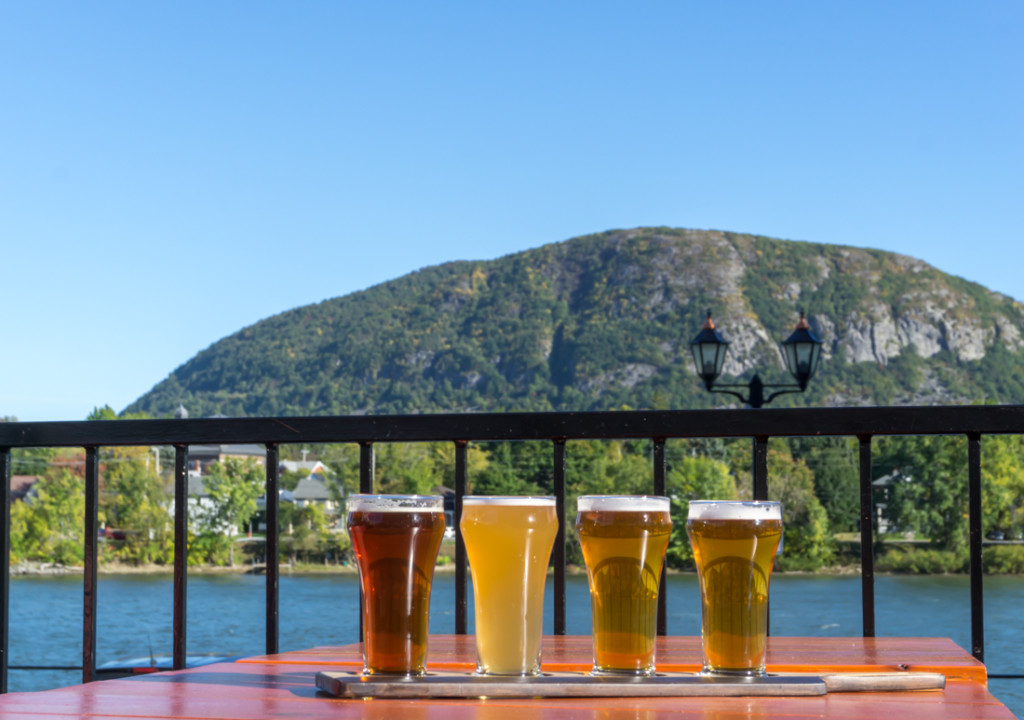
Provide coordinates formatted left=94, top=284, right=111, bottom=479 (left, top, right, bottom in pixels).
left=124, top=227, right=1024, bottom=417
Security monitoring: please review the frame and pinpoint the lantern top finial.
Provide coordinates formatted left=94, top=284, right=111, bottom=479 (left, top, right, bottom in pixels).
left=702, top=309, right=716, bottom=331
left=794, top=309, right=810, bottom=331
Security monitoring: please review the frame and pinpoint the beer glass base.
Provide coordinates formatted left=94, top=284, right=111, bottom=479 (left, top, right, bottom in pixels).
left=699, top=667, right=767, bottom=678
left=590, top=667, right=657, bottom=678
left=362, top=669, right=429, bottom=678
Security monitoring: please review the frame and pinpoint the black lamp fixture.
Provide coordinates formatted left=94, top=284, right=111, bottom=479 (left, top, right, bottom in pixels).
left=690, top=309, right=823, bottom=408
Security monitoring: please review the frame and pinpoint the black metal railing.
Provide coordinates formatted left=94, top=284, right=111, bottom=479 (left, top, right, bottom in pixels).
left=2, top=403, right=1023, bottom=692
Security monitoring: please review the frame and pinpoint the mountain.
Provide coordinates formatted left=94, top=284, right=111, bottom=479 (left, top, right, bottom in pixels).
left=124, top=228, right=1024, bottom=418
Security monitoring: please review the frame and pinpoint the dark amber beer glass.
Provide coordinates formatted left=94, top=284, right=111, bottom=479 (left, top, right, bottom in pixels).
left=347, top=495, right=445, bottom=676
left=576, top=495, right=672, bottom=676
left=686, top=500, right=783, bottom=676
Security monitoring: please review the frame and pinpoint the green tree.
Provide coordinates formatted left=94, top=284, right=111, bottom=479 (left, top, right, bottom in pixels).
left=566, top=440, right=653, bottom=498
left=289, top=503, right=331, bottom=564
left=791, top=437, right=860, bottom=533
left=432, top=441, right=491, bottom=491
left=979, top=435, right=1024, bottom=537
left=204, top=458, right=264, bottom=566
left=318, top=443, right=361, bottom=509
left=473, top=442, right=550, bottom=495
left=101, top=446, right=172, bottom=565
left=562, top=440, right=655, bottom=563
left=763, top=446, right=834, bottom=570
left=878, top=436, right=968, bottom=552
left=664, top=454, right=738, bottom=568
left=10, top=470, right=85, bottom=565
left=87, top=405, right=118, bottom=421
left=375, top=443, right=443, bottom=495
left=473, top=441, right=551, bottom=495
left=280, top=467, right=307, bottom=492
left=10, top=493, right=49, bottom=564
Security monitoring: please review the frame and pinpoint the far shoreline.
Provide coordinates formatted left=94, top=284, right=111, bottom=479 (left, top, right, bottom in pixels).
left=9, top=561, right=1012, bottom=578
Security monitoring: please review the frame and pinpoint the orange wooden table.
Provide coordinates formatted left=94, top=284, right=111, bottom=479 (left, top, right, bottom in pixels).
left=0, top=636, right=1014, bottom=719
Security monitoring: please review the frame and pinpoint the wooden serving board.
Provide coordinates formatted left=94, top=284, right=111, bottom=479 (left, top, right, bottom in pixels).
left=315, top=670, right=945, bottom=699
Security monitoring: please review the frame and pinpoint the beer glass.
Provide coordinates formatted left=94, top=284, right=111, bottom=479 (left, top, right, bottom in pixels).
left=575, top=495, right=672, bottom=676
left=347, top=494, right=446, bottom=676
left=686, top=500, right=783, bottom=676
left=461, top=496, right=558, bottom=675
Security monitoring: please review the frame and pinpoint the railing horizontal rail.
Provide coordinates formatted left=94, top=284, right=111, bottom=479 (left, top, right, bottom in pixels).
left=1, top=403, right=1021, bottom=693
left=5, top=404, right=1024, bottom=448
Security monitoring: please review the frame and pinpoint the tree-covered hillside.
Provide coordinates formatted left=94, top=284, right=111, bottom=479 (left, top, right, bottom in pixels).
left=125, top=227, right=1024, bottom=417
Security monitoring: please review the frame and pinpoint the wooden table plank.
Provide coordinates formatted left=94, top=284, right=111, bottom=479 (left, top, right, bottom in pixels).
left=239, top=635, right=989, bottom=683
left=0, top=638, right=1009, bottom=720
left=0, top=670, right=1010, bottom=720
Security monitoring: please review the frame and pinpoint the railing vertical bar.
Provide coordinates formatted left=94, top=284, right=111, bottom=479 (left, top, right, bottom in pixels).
left=552, top=439, right=567, bottom=636
left=858, top=435, right=875, bottom=637
left=0, top=446, right=10, bottom=694
left=82, top=446, right=99, bottom=684
left=358, top=442, right=374, bottom=641
left=968, top=433, right=984, bottom=662
left=752, top=436, right=769, bottom=634
left=454, top=441, right=468, bottom=635
left=359, top=442, right=374, bottom=494
left=265, top=443, right=280, bottom=656
left=753, top=436, right=768, bottom=501
left=172, top=445, right=189, bottom=670
left=653, top=438, right=667, bottom=637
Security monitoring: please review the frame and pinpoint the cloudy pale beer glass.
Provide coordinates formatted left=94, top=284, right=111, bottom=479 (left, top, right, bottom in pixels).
left=347, top=495, right=446, bottom=676
left=576, top=495, right=672, bottom=676
left=686, top=500, right=783, bottom=676
left=461, top=496, right=558, bottom=675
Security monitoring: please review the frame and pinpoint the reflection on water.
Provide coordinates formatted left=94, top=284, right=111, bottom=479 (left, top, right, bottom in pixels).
left=7, top=572, right=1024, bottom=716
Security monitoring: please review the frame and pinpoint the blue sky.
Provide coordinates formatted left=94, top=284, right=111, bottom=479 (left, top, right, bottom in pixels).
left=2, top=2, right=1021, bottom=422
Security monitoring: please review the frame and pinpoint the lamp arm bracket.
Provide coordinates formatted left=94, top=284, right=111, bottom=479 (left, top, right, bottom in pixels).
left=707, top=387, right=750, bottom=405
left=763, top=386, right=806, bottom=404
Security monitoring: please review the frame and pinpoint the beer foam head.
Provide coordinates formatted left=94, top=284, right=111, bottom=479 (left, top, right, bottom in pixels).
left=463, top=496, right=555, bottom=507
left=687, top=500, right=782, bottom=521
left=347, top=494, right=444, bottom=512
left=577, top=495, right=670, bottom=513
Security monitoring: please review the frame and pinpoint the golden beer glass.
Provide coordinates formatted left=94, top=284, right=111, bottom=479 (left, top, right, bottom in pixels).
left=575, top=495, right=672, bottom=676
left=347, top=494, right=446, bottom=676
left=461, top=496, right=558, bottom=675
left=686, top=500, right=783, bottom=676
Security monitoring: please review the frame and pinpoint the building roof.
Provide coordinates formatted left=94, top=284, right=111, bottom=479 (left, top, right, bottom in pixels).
left=292, top=475, right=331, bottom=501
left=256, top=489, right=295, bottom=510
left=279, top=460, right=330, bottom=474
left=188, top=475, right=209, bottom=497
left=11, top=475, right=37, bottom=501
left=189, top=444, right=266, bottom=458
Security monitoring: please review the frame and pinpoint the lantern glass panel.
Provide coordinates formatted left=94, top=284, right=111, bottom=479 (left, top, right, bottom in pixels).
left=691, top=340, right=726, bottom=382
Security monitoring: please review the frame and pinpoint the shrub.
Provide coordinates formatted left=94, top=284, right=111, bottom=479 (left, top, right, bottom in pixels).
left=983, top=545, right=1024, bottom=574
left=876, top=546, right=968, bottom=574
left=188, top=532, right=231, bottom=566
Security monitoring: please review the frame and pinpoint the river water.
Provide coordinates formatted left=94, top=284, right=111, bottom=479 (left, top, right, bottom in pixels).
left=8, top=572, right=1024, bottom=716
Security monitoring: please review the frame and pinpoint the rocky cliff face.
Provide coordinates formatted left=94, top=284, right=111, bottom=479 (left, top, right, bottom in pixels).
left=587, top=230, right=1019, bottom=365
left=816, top=253, right=1020, bottom=366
